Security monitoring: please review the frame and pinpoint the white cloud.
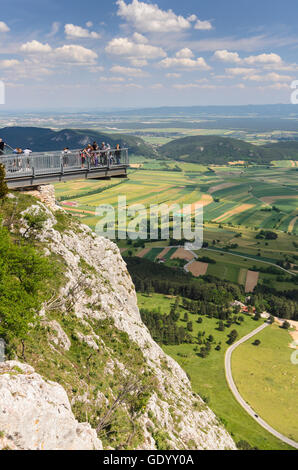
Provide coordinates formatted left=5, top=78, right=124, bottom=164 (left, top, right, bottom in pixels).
left=244, top=53, right=282, bottom=65
left=47, top=22, right=60, bottom=37
left=65, top=24, right=100, bottom=39
left=166, top=72, right=181, bottom=78
left=0, top=21, right=10, bottom=33
left=175, top=48, right=194, bottom=59
left=160, top=50, right=210, bottom=70
left=0, top=59, right=20, bottom=68
left=110, top=65, right=147, bottom=76
left=116, top=0, right=210, bottom=33
left=150, top=83, right=163, bottom=89
left=173, top=83, right=216, bottom=89
left=21, top=40, right=52, bottom=53
left=100, top=76, right=125, bottom=82
left=266, top=82, right=291, bottom=90
left=130, top=58, right=148, bottom=67
left=187, top=15, right=197, bottom=22
left=242, top=72, right=292, bottom=82
left=86, top=21, right=93, bottom=28
left=132, top=32, right=148, bottom=44
left=193, top=35, right=297, bottom=53
left=106, top=36, right=166, bottom=59
left=213, top=50, right=283, bottom=66
left=194, top=19, right=213, bottom=31
left=224, top=67, right=292, bottom=83
left=225, top=67, right=257, bottom=76
left=54, top=45, right=98, bottom=63
left=213, top=50, right=241, bottom=63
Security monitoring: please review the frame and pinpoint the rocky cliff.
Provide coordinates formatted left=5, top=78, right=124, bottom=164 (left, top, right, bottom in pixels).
left=0, top=187, right=236, bottom=450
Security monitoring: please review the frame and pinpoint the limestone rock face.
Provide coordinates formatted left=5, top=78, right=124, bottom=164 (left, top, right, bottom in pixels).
left=0, top=361, right=102, bottom=450
left=1, top=193, right=236, bottom=450
left=24, top=185, right=59, bottom=211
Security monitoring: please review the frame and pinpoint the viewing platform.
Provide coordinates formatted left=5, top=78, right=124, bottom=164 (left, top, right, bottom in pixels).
left=2, top=147, right=129, bottom=189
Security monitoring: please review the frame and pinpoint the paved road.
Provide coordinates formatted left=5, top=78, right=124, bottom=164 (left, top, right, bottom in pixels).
left=225, top=322, right=298, bottom=449
left=204, top=247, right=296, bottom=277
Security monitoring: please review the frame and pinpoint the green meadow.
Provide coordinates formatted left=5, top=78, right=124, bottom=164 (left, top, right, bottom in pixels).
left=232, top=324, right=298, bottom=442
left=137, top=293, right=292, bottom=450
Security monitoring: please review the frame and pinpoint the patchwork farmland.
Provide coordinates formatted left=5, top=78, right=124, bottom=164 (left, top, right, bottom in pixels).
left=55, top=161, right=298, bottom=293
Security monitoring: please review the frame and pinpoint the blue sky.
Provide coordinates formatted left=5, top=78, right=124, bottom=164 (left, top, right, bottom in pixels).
left=1, top=0, right=298, bottom=109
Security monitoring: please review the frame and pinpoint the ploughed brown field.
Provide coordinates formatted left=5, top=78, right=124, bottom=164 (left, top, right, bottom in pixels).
left=187, top=261, right=209, bottom=277
left=171, top=248, right=196, bottom=261
left=157, top=247, right=171, bottom=259
left=137, top=248, right=151, bottom=258
left=245, top=270, right=259, bottom=293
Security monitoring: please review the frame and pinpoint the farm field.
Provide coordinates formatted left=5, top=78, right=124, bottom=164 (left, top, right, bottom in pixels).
left=137, top=293, right=292, bottom=450
left=232, top=324, right=298, bottom=442
left=54, top=162, right=298, bottom=292
left=55, top=163, right=298, bottom=235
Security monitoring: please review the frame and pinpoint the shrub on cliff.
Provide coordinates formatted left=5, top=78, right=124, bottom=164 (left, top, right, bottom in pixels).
left=0, top=164, right=8, bottom=199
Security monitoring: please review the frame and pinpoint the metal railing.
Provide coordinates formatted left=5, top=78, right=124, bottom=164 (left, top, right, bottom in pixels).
left=1, top=148, right=129, bottom=179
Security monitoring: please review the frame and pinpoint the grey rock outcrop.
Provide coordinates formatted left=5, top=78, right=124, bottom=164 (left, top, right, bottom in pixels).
left=0, top=190, right=236, bottom=450
left=0, top=361, right=102, bottom=450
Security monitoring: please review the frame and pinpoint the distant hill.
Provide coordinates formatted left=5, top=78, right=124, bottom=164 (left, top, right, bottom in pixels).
left=159, top=135, right=298, bottom=164
left=0, top=127, right=155, bottom=157
left=116, top=104, right=298, bottom=118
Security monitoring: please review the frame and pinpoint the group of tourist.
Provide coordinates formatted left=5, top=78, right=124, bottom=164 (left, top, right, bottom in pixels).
left=0, top=138, right=32, bottom=156
left=0, top=137, right=123, bottom=169
left=78, top=141, right=122, bottom=168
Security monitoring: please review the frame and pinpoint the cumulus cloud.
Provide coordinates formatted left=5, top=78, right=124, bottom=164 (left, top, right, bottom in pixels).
left=106, top=36, right=166, bottom=59
left=224, top=67, right=291, bottom=82
left=110, top=65, right=147, bottom=76
left=132, top=32, right=148, bottom=44
left=54, top=45, right=98, bottom=63
left=0, top=59, right=20, bottom=68
left=20, top=39, right=97, bottom=64
left=116, top=0, right=211, bottom=33
left=65, top=24, right=100, bottom=39
left=21, top=40, right=52, bottom=53
left=213, top=50, right=283, bottom=66
left=175, top=48, right=194, bottom=59
left=130, top=58, right=148, bottom=67
left=159, top=49, right=210, bottom=70
left=0, top=21, right=10, bottom=33
left=173, top=83, right=216, bottom=89
left=245, top=72, right=293, bottom=82
left=244, top=52, right=282, bottom=65
left=213, top=50, right=241, bottom=63
left=225, top=67, right=257, bottom=76
left=266, top=82, right=291, bottom=90
left=194, top=19, right=213, bottom=30
left=166, top=72, right=181, bottom=78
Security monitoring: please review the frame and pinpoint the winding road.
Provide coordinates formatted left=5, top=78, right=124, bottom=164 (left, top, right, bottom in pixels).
left=225, top=322, right=298, bottom=449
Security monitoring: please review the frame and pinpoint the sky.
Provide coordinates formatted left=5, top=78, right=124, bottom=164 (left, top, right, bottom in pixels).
left=1, top=0, right=298, bottom=109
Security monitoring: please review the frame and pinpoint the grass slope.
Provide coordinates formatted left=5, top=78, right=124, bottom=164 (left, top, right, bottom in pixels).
left=159, top=135, right=298, bottom=164
left=232, top=324, right=298, bottom=442
left=137, top=293, right=291, bottom=450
